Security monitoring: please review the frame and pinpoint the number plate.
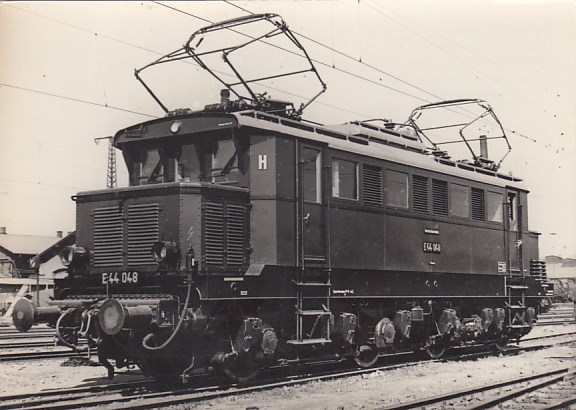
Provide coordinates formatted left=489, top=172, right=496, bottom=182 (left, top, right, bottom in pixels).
left=423, top=241, right=442, bottom=254
left=102, top=272, right=139, bottom=285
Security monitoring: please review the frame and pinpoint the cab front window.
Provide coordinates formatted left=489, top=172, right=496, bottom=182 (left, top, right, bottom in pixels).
left=210, top=139, right=238, bottom=184
left=123, top=134, right=245, bottom=187
left=126, top=146, right=165, bottom=185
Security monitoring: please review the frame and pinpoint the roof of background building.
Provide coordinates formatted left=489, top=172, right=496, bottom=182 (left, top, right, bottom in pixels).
left=0, top=234, right=61, bottom=256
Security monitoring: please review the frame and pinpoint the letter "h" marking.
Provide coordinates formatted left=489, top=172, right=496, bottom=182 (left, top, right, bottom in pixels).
left=258, top=154, right=268, bottom=170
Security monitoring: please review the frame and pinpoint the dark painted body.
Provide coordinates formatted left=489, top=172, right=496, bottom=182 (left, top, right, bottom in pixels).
left=37, top=110, right=547, bottom=379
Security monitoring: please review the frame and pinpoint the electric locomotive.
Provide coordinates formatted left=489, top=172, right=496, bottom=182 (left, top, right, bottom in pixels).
left=13, top=14, right=549, bottom=381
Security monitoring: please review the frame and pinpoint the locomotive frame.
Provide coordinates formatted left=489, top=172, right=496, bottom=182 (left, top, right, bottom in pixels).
left=13, top=13, right=550, bottom=382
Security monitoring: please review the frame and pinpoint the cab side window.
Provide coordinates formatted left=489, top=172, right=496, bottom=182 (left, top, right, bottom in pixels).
left=332, top=159, right=358, bottom=200
left=386, top=170, right=408, bottom=208
left=450, top=183, right=469, bottom=218
left=302, top=147, right=322, bottom=203
left=486, top=191, right=503, bottom=223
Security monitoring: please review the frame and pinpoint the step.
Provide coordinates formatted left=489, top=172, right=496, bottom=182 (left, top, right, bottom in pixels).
left=507, top=324, right=531, bottom=329
left=507, top=285, right=529, bottom=289
left=287, top=338, right=332, bottom=345
left=505, top=304, right=525, bottom=309
left=293, top=281, right=331, bottom=287
left=297, top=310, right=331, bottom=316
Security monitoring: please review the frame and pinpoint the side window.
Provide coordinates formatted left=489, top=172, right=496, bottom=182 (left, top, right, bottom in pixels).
left=450, top=183, right=469, bottom=218
left=386, top=170, right=408, bottom=209
left=332, top=159, right=358, bottom=200
left=302, top=147, right=322, bottom=203
left=486, top=191, right=503, bottom=223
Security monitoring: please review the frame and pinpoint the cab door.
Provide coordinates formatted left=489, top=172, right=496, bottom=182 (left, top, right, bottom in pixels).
left=297, top=143, right=327, bottom=267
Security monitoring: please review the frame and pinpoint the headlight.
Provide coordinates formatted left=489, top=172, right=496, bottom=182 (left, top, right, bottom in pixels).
left=151, top=241, right=179, bottom=264
left=60, top=246, right=87, bottom=267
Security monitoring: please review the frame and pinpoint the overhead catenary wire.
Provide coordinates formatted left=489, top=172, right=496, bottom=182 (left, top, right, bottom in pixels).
left=366, top=0, right=573, bottom=119
left=220, top=0, right=575, bottom=157
left=155, top=1, right=502, bottom=139
left=0, top=177, right=84, bottom=191
left=223, top=0, right=445, bottom=102
left=0, top=82, right=158, bottom=119
left=2, top=3, right=376, bottom=120
left=4, top=2, right=574, bottom=158
left=359, top=0, right=574, bottom=156
left=219, top=1, right=510, bottom=144
left=151, top=1, right=434, bottom=105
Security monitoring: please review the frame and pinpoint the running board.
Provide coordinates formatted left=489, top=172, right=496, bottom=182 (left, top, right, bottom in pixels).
left=287, top=338, right=332, bottom=345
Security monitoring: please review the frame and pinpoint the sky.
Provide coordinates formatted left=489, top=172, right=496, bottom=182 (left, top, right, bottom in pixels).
left=0, top=0, right=575, bottom=258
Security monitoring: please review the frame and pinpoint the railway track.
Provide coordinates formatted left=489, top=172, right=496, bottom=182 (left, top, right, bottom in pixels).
left=0, top=339, right=57, bottom=349
left=0, top=329, right=55, bottom=340
left=0, top=349, right=91, bottom=362
left=379, top=368, right=576, bottom=409
left=0, top=326, right=91, bottom=362
left=536, top=302, right=576, bottom=326
left=1, top=330, right=574, bottom=410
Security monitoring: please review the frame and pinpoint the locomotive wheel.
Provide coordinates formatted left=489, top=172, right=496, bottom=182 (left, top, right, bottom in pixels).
left=220, top=353, right=262, bottom=383
left=425, top=344, right=446, bottom=359
left=493, top=338, right=509, bottom=352
left=353, top=345, right=379, bottom=368
left=139, top=357, right=185, bottom=380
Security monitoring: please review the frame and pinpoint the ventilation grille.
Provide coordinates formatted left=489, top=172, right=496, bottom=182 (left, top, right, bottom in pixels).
left=93, top=206, right=124, bottom=268
left=363, top=165, right=383, bottom=205
left=127, top=203, right=159, bottom=267
left=203, top=200, right=248, bottom=270
left=226, top=204, right=247, bottom=266
left=432, top=179, right=448, bottom=216
left=93, top=203, right=159, bottom=268
left=204, top=202, right=225, bottom=266
left=471, top=188, right=486, bottom=221
left=412, top=175, right=429, bottom=213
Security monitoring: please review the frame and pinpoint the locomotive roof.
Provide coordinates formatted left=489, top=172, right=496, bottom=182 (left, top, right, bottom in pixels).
left=115, top=110, right=527, bottom=191
left=234, top=111, right=526, bottom=191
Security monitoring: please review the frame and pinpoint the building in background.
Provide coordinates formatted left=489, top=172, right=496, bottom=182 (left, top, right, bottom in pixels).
left=546, top=255, right=576, bottom=279
left=0, top=228, right=76, bottom=326
left=0, top=228, right=74, bottom=278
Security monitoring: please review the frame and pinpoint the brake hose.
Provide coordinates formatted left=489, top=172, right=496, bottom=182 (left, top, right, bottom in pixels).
left=142, top=271, right=192, bottom=351
left=56, top=309, right=79, bottom=350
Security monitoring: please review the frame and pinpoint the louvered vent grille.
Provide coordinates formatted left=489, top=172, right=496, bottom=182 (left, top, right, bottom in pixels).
left=432, top=179, right=448, bottom=216
left=204, top=202, right=225, bottom=266
left=412, top=175, right=429, bottom=213
left=471, top=188, right=486, bottom=221
left=93, top=206, right=124, bottom=268
left=203, top=200, right=248, bottom=270
left=226, top=204, right=246, bottom=266
left=127, top=203, right=159, bottom=266
left=363, top=165, right=383, bottom=205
